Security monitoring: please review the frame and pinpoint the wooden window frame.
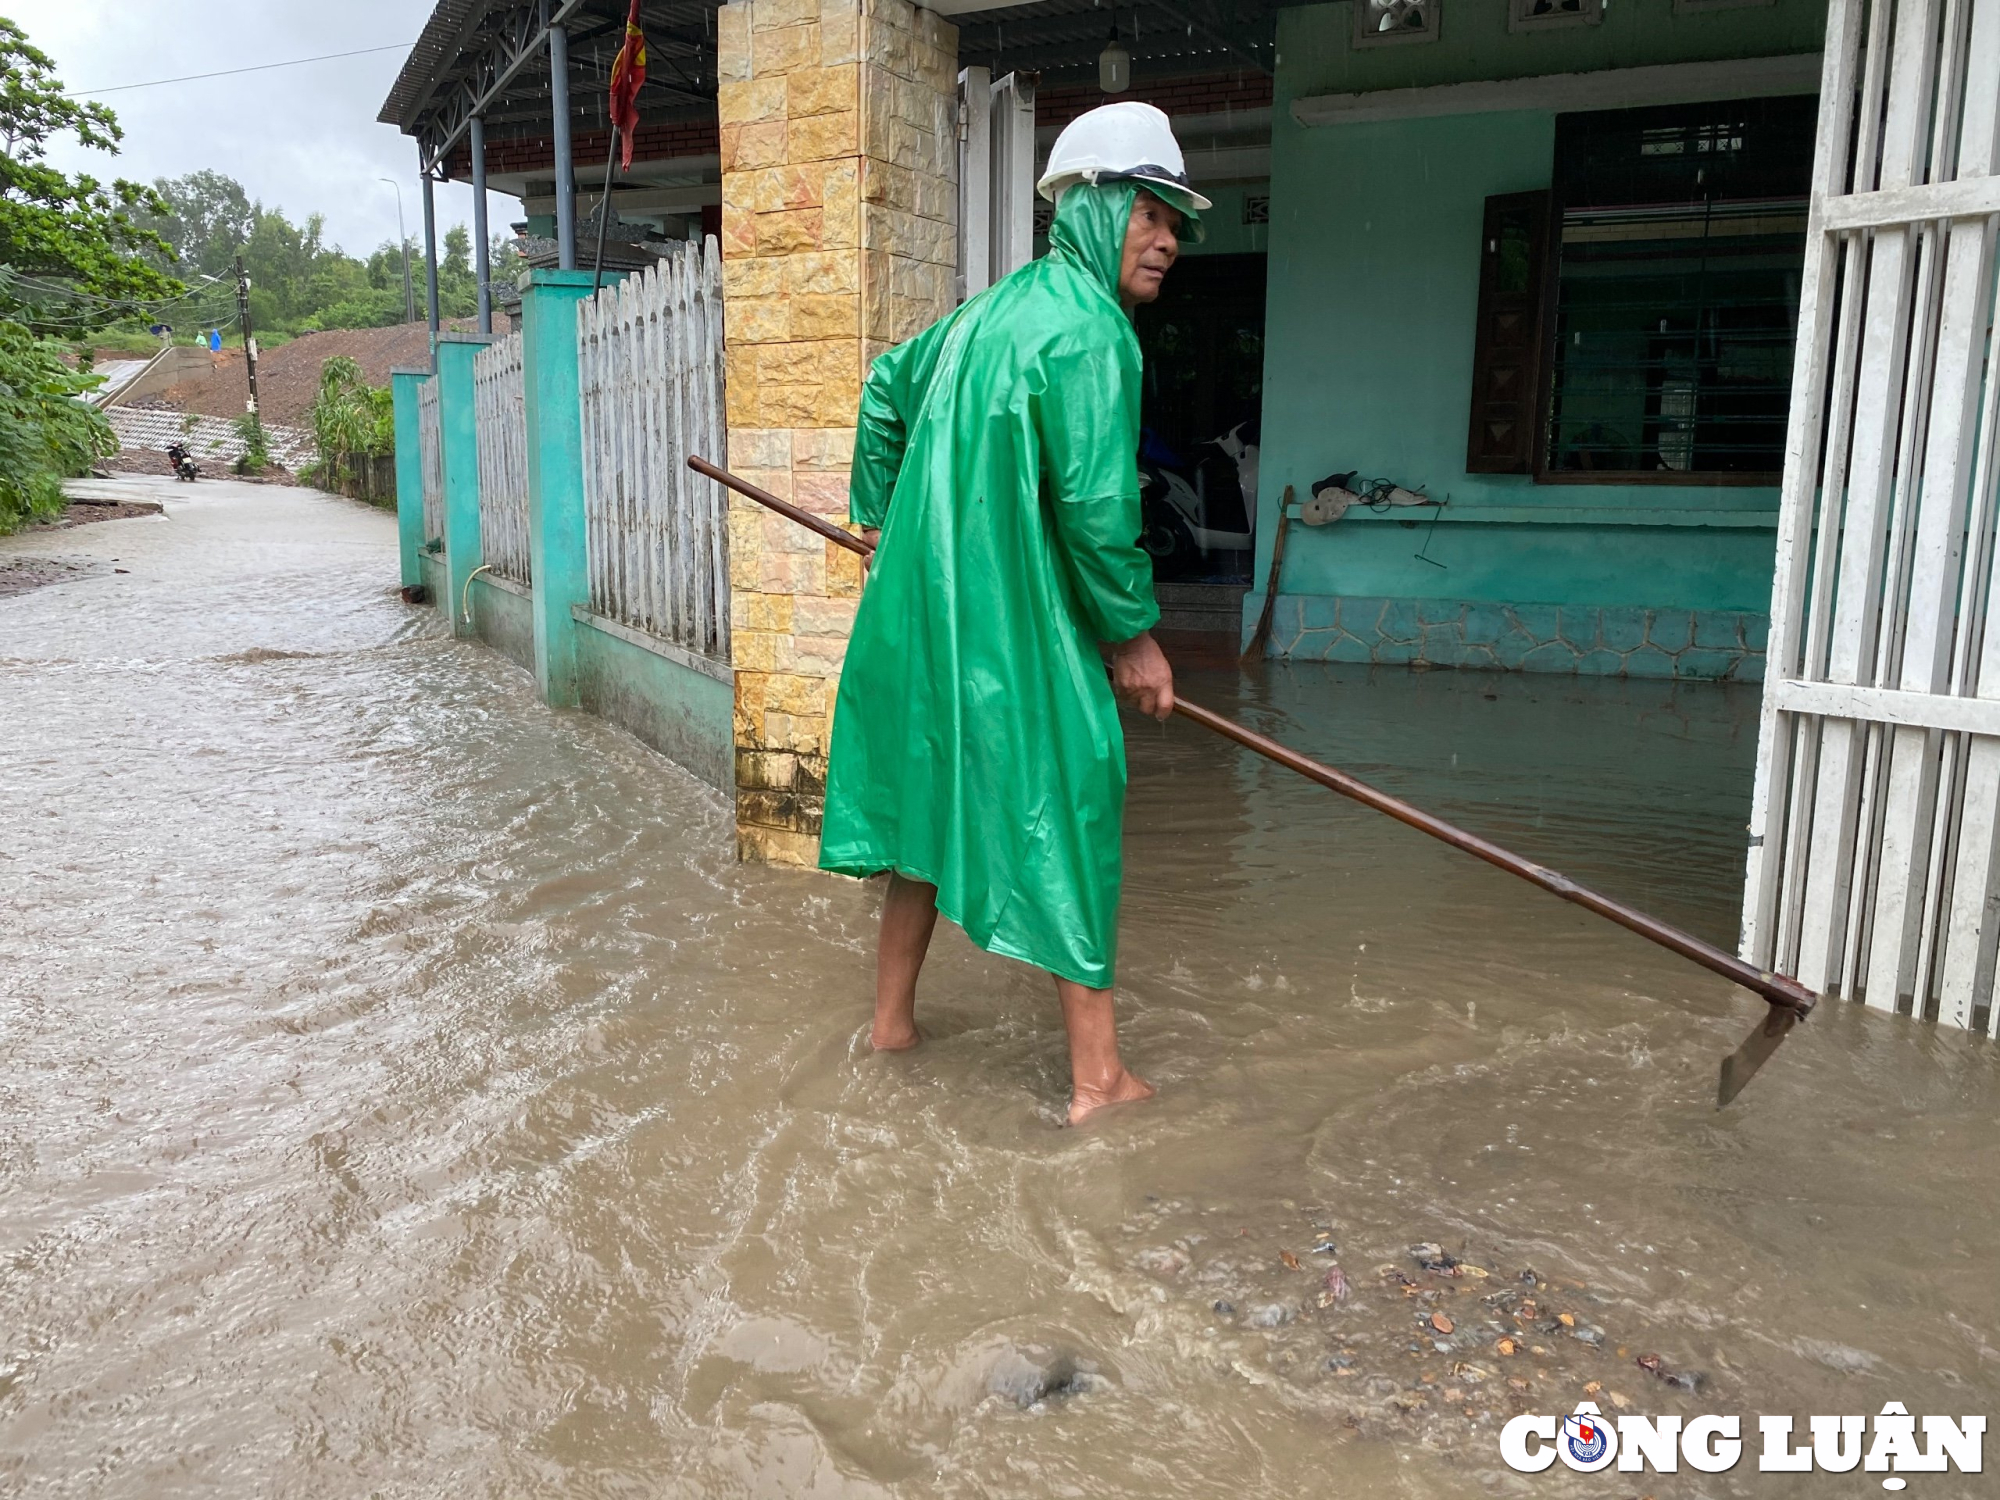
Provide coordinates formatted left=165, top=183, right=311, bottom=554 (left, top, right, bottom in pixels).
left=1464, top=190, right=1551, bottom=476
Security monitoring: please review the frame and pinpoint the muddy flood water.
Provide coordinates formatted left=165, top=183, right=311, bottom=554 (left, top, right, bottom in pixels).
left=5, top=478, right=1999, bottom=1498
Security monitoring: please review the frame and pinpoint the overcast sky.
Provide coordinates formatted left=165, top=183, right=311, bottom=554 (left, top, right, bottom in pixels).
left=15, top=0, right=509, bottom=257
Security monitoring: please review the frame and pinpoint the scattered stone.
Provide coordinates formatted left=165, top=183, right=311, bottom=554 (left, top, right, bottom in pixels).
left=1411, top=1242, right=1460, bottom=1273
left=1571, top=1324, right=1605, bottom=1348
left=988, top=1346, right=1085, bottom=1408
left=1212, top=1300, right=1235, bottom=1318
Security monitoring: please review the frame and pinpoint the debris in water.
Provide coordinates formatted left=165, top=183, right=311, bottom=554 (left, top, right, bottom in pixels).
left=987, top=1346, right=1086, bottom=1408
left=1520, top=1270, right=1539, bottom=1286
left=1245, top=1303, right=1295, bottom=1329
left=1133, top=1246, right=1190, bottom=1277
left=1634, top=1353, right=1705, bottom=1393
left=1310, top=1237, right=1338, bottom=1255
left=1323, top=1264, right=1350, bottom=1303
left=1557, top=1312, right=1576, bottom=1328
left=1583, top=1381, right=1602, bottom=1396
left=1411, top=1242, right=1460, bottom=1273
left=1496, top=1337, right=1517, bottom=1357
left=1212, top=1300, right=1235, bottom=1318
left=1430, top=1312, right=1455, bottom=1335
left=1280, top=1249, right=1301, bottom=1272
left=1571, top=1323, right=1605, bottom=1348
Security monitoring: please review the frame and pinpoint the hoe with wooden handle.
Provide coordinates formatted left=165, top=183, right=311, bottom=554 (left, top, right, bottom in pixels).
left=688, top=455, right=1816, bottom=1104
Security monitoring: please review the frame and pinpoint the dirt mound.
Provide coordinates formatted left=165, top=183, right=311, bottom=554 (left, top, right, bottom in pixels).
left=144, top=319, right=503, bottom=426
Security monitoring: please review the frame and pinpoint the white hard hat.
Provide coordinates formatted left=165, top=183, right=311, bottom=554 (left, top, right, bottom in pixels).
left=1036, top=101, right=1213, bottom=216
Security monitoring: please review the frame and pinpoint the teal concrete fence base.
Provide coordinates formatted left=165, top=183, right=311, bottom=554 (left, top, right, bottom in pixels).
left=470, top=574, right=537, bottom=675
left=435, top=334, right=495, bottom=640
left=572, top=609, right=733, bottom=792
left=521, top=269, right=615, bottom=709
left=418, top=550, right=448, bottom=611
left=1249, top=594, right=1767, bottom=682
left=390, top=368, right=428, bottom=589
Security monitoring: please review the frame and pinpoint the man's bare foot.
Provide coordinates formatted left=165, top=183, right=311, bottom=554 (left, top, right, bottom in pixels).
left=1067, top=1069, right=1155, bottom=1125
left=871, top=1019, right=921, bottom=1051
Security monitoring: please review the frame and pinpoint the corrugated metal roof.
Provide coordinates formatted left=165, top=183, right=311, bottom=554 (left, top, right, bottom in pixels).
left=378, top=0, right=501, bottom=131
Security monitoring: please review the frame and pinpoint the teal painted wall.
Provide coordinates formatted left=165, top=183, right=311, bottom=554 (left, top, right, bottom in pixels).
left=1252, top=0, right=1828, bottom=654
left=390, top=369, right=427, bottom=588
left=1183, top=182, right=1271, bottom=258
left=470, top=576, right=537, bottom=675
left=574, top=618, right=734, bottom=792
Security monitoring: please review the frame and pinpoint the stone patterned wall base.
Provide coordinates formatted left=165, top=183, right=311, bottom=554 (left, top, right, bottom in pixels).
left=1261, top=595, right=1768, bottom=682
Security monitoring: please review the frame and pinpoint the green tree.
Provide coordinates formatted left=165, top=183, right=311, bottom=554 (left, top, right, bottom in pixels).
left=147, top=169, right=255, bottom=279
left=0, top=320, right=115, bottom=532
left=0, top=19, right=181, bottom=332
left=439, top=223, right=477, bottom=319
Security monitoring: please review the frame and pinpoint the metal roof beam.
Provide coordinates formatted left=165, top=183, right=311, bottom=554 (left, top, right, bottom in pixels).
left=415, top=0, right=592, bottom=174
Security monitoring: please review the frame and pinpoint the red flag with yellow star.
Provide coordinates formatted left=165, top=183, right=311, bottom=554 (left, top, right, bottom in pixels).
left=608, top=0, right=647, bottom=170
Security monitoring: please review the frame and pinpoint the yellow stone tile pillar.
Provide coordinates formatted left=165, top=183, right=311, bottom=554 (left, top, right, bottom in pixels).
left=717, top=0, right=959, bottom=865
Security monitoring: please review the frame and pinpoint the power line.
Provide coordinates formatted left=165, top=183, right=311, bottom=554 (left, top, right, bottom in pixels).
left=67, top=43, right=414, bottom=98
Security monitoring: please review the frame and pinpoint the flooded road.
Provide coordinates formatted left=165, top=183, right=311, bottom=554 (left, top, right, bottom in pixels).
left=4, top=478, right=1997, bottom=1498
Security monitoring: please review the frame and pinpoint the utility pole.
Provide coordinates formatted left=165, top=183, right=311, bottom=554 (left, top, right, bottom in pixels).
left=380, top=176, right=416, bottom=323
left=233, top=254, right=260, bottom=417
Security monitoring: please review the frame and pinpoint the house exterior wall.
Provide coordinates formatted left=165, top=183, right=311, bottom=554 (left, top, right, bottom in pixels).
left=717, top=0, right=958, bottom=865
left=1253, top=0, right=1831, bottom=679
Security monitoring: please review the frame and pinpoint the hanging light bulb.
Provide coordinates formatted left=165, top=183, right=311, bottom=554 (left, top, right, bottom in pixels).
left=1099, top=21, right=1131, bottom=93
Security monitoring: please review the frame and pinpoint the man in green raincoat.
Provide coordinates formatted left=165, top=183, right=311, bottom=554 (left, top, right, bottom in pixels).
left=819, top=103, right=1211, bottom=1124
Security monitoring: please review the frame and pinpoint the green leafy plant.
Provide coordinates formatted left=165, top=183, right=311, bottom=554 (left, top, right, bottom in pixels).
left=231, top=410, right=270, bottom=475
left=308, top=355, right=394, bottom=489
left=0, top=320, right=115, bottom=532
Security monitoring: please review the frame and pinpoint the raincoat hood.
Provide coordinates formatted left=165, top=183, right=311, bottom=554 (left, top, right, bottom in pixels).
left=1048, top=181, right=1204, bottom=302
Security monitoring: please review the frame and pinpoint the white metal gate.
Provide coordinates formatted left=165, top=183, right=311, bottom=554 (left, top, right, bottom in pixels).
left=956, top=67, right=1036, bottom=302
left=576, top=237, right=729, bottom=662
left=474, top=334, right=531, bottom=585
left=417, top=377, right=443, bottom=549
left=1743, top=0, right=2000, bottom=1028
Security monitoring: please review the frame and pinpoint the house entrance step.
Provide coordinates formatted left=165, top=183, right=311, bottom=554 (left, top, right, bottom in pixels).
left=1154, top=581, right=1249, bottom=635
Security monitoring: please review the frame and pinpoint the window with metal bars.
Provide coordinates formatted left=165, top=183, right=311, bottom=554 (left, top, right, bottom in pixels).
left=1534, top=96, right=1815, bottom=484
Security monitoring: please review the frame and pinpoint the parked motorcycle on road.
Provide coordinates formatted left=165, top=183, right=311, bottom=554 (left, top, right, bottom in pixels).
left=165, top=442, right=197, bottom=482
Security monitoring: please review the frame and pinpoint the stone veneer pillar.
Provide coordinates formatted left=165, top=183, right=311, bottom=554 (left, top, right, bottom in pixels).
left=716, top=0, right=959, bottom=866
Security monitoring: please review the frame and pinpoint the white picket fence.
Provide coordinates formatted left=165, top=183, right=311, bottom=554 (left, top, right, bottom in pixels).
left=576, top=237, right=729, bottom=663
left=1742, top=0, right=2000, bottom=1028
left=474, top=334, right=532, bottom=585
left=417, top=378, right=444, bottom=548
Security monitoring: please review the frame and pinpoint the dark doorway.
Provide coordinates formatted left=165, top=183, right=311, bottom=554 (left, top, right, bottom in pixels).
left=1134, top=252, right=1266, bottom=582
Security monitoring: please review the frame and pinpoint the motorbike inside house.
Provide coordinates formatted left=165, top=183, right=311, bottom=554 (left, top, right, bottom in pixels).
left=1133, top=251, right=1267, bottom=584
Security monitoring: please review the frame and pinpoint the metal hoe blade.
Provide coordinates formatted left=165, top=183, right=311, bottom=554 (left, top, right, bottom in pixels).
left=1717, top=1005, right=1801, bottom=1107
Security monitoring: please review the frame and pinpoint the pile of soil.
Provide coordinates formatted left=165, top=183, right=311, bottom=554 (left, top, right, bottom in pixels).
left=144, top=323, right=470, bottom=426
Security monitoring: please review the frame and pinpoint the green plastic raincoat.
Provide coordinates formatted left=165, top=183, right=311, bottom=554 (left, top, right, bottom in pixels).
left=819, top=182, right=1181, bottom=988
